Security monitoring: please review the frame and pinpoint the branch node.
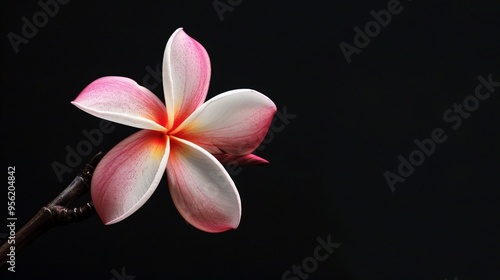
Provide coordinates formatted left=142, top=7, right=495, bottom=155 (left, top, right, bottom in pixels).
left=48, top=202, right=95, bottom=225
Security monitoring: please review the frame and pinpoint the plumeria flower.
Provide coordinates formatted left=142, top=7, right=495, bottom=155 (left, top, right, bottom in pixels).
left=71, top=28, right=276, bottom=233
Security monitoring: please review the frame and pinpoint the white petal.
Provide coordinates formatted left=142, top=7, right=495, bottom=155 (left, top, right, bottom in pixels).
left=167, top=137, right=241, bottom=232
left=172, top=89, right=276, bottom=155
left=162, top=28, right=211, bottom=129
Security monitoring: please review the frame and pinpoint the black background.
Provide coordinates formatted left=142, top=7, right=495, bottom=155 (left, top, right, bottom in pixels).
left=1, top=1, right=499, bottom=279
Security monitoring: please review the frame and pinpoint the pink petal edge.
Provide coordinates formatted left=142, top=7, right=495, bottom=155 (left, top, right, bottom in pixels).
left=72, top=76, right=168, bottom=131
left=214, top=153, right=269, bottom=166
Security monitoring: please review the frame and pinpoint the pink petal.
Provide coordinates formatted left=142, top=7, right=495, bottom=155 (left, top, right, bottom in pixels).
left=172, top=89, right=276, bottom=156
left=72, top=76, right=167, bottom=131
left=91, top=130, right=170, bottom=225
left=214, top=153, right=269, bottom=166
left=162, top=28, right=211, bottom=130
left=167, top=137, right=241, bottom=233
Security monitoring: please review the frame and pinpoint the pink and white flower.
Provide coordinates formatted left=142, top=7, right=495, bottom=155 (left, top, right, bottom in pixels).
left=71, top=28, right=276, bottom=233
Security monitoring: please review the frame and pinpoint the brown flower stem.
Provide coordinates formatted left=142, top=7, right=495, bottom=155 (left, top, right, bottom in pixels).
left=0, top=152, right=103, bottom=267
